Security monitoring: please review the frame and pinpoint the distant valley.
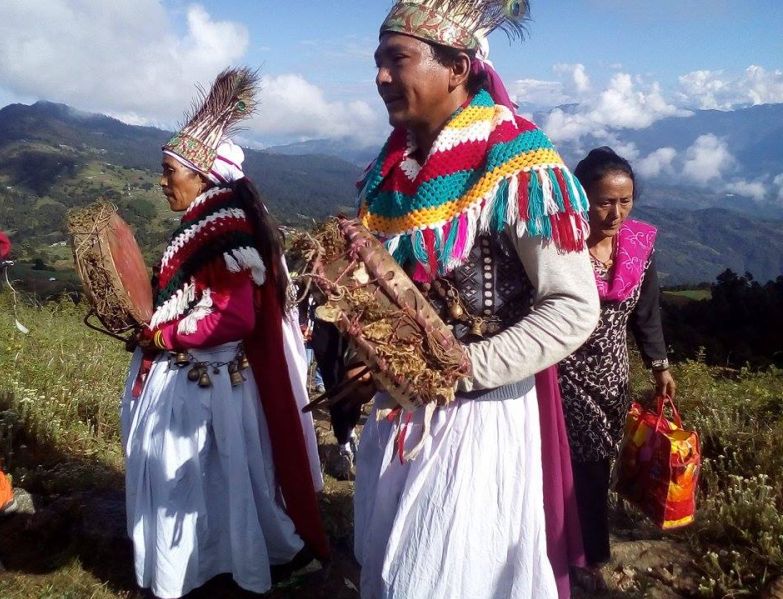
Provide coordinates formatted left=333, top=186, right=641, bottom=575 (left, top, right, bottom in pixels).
left=0, top=100, right=781, bottom=286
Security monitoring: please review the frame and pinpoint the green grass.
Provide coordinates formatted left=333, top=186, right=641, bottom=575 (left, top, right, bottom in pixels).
left=1, top=293, right=781, bottom=597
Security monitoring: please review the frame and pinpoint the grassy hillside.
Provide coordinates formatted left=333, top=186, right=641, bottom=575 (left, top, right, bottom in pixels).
left=1, top=293, right=781, bottom=597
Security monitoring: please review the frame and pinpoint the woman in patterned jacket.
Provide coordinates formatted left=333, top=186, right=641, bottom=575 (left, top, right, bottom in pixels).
left=558, top=146, right=677, bottom=591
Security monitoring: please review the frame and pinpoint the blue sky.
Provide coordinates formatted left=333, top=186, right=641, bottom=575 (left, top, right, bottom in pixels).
left=176, top=0, right=783, bottom=102
left=0, top=0, right=781, bottom=152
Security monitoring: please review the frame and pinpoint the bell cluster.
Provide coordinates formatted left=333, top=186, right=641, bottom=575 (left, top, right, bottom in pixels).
left=169, top=347, right=251, bottom=388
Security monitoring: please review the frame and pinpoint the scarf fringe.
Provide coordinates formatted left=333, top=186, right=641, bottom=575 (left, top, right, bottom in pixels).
left=150, top=281, right=197, bottom=329
left=386, top=165, right=588, bottom=279
left=224, top=246, right=266, bottom=285
left=177, top=288, right=214, bottom=335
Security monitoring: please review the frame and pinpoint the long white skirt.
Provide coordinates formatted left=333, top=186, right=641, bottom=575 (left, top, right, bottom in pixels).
left=121, top=343, right=304, bottom=599
left=354, top=388, right=558, bottom=599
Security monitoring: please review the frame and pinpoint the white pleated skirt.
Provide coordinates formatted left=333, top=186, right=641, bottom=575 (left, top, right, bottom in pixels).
left=354, top=387, right=557, bottom=599
left=121, top=343, right=304, bottom=599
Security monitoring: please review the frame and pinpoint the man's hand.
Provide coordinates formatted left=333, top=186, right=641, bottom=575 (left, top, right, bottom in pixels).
left=342, top=363, right=377, bottom=406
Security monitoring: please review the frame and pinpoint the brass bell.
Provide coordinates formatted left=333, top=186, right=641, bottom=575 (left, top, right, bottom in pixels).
left=174, top=352, right=190, bottom=367
left=229, top=362, right=245, bottom=387
left=197, top=368, right=212, bottom=388
left=448, top=302, right=464, bottom=320
left=470, top=320, right=484, bottom=337
left=187, top=366, right=200, bottom=382
left=238, top=352, right=250, bottom=371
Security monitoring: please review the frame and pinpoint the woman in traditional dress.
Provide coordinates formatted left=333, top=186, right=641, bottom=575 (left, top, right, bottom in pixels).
left=351, top=2, right=601, bottom=597
left=558, top=147, right=677, bottom=591
left=121, top=68, right=328, bottom=599
left=0, top=231, right=16, bottom=514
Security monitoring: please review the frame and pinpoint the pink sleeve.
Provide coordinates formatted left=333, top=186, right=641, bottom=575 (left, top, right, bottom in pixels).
left=160, top=276, right=256, bottom=350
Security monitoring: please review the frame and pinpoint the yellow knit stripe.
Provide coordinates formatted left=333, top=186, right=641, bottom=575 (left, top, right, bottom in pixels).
left=361, top=148, right=564, bottom=234
left=449, top=104, right=497, bottom=129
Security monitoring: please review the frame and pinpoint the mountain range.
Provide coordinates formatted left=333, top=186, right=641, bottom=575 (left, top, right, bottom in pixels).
left=0, top=100, right=780, bottom=285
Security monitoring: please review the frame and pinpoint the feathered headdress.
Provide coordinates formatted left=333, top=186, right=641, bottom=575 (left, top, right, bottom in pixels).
left=380, top=0, right=531, bottom=50
left=164, top=67, right=259, bottom=174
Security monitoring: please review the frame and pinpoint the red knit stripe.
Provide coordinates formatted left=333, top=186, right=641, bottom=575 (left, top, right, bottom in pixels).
left=181, top=188, right=233, bottom=224
left=417, top=139, right=489, bottom=184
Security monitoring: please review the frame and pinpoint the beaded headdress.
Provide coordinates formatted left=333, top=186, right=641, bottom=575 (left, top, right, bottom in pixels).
left=164, top=67, right=259, bottom=175
left=380, top=0, right=530, bottom=50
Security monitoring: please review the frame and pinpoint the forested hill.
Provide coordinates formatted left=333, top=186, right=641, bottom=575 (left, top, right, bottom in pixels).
left=0, top=100, right=780, bottom=285
left=0, top=100, right=360, bottom=229
left=634, top=206, right=782, bottom=285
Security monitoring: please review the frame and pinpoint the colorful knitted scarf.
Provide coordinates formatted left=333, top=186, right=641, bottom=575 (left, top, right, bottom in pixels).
left=149, top=186, right=266, bottom=332
left=596, top=218, right=657, bottom=303
left=358, top=89, right=589, bottom=280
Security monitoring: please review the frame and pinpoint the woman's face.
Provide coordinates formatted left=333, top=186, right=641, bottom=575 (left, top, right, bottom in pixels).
left=160, top=154, right=207, bottom=212
left=587, top=171, right=634, bottom=239
left=374, top=33, right=457, bottom=130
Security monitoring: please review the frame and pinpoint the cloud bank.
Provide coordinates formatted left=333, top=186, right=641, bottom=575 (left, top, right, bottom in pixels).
left=0, top=0, right=385, bottom=144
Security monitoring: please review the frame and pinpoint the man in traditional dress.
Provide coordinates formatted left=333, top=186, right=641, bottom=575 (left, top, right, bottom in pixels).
left=351, top=2, right=600, bottom=597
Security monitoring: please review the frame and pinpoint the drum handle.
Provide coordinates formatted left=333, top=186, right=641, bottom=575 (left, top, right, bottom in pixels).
left=302, top=365, right=371, bottom=413
left=83, top=310, right=133, bottom=343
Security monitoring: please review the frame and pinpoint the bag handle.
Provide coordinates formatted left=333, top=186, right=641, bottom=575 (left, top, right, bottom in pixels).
left=655, top=394, right=683, bottom=430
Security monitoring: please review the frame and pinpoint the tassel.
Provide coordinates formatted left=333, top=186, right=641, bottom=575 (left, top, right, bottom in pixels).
left=385, top=235, right=401, bottom=258
left=422, top=228, right=438, bottom=280
left=505, top=173, right=519, bottom=226
left=527, top=169, right=543, bottom=236
left=442, top=219, right=457, bottom=264
left=548, top=169, right=566, bottom=212
left=452, top=211, right=469, bottom=260
left=539, top=168, right=558, bottom=216
left=177, top=288, right=213, bottom=335
left=403, top=403, right=436, bottom=462
left=478, top=186, right=497, bottom=232
left=411, top=230, right=428, bottom=265
left=491, top=178, right=509, bottom=230
left=554, top=168, right=573, bottom=214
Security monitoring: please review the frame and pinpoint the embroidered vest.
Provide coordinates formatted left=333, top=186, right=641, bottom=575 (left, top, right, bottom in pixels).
left=419, top=233, right=534, bottom=342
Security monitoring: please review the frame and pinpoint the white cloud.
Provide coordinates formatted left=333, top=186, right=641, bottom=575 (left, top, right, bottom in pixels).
left=253, top=74, right=384, bottom=144
left=0, top=2, right=248, bottom=123
left=681, top=134, right=734, bottom=185
left=510, top=63, right=592, bottom=108
left=636, top=147, right=678, bottom=178
left=553, top=63, right=591, bottom=96
left=510, top=79, right=570, bottom=108
left=773, top=174, right=783, bottom=202
left=0, top=1, right=387, bottom=144
left=543, top=71, right=690, bottom=142
left=678, top=65, right=783, bottom=110
left=724, top=179, right=767, bottom=202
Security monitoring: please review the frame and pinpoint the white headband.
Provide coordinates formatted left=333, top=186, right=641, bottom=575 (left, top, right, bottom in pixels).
left=163, top=139, right=246, bottom=186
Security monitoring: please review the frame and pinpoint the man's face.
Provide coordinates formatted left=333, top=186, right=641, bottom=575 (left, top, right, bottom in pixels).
left=374, top=33, right=453, bottom=130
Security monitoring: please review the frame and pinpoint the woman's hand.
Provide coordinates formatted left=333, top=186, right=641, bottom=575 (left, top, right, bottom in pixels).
left=653, top=369, right=677, bottom=399
left=126, top=327, right=157, bottom=353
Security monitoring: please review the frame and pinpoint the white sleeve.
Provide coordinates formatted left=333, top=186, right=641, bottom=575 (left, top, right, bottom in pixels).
left=459, top=229, right=600, bottom=391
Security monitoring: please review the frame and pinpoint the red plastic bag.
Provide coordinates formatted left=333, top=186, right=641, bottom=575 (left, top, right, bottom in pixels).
left=613, top=395, right=701, bottom=529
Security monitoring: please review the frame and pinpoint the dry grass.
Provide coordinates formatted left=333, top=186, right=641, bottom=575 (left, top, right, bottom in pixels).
left=1, top=293, right=782, bottom=597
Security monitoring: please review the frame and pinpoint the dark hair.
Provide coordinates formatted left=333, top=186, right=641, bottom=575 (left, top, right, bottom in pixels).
left=231, top=177, right=288, bottom=315
left=573, top=146, right=638, bottom=200
left=430, top=43, right=487, bottom=96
